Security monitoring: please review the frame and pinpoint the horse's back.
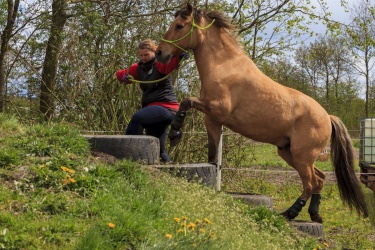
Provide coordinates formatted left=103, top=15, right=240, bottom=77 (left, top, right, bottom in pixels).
left=223, top=68, right=331, bottom=148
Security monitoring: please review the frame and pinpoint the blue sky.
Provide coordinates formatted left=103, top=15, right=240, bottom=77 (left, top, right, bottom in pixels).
left=304, top=0, right=352, bottom=41
left=327, top=1, right=351, bottom=22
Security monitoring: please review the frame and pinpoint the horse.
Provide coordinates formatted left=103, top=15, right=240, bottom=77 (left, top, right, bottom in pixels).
left=155, top=3, right=368, bottom=223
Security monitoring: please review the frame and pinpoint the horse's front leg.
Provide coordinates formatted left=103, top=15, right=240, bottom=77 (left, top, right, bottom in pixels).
left=168, top=97, right=195, bottom=146
left=169, top=96, right=223, bottom=147
left=205, top=115, right=222, bottom=164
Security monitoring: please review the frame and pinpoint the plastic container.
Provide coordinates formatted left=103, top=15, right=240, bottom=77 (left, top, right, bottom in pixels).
left=360, top=118, right=375, bottom=163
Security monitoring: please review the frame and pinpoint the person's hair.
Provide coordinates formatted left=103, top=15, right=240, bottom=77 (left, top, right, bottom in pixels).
left=138, top=39, right=157, bottom=52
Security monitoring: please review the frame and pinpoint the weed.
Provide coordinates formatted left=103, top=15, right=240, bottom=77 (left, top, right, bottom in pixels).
left=0, top=148, right=21, bottom=167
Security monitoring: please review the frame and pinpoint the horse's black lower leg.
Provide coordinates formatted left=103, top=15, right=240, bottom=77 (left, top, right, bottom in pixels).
left=168, top=110, right=186, bottom=146
left=280, top=198, right=306, bottom=220
left=308, top=193, right=323, bottom=223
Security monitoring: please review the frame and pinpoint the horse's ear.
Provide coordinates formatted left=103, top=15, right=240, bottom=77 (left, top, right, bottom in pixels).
left=186, top=2, right=193, bottom=15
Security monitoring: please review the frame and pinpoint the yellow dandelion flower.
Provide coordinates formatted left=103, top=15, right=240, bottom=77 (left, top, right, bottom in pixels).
left=174, top=217, right=181, bottom=223
left=61, top=166, right=75, bottom=173
left=39, top=164, right=45, bottom=169
left=177, top=229, right=184, bottom=234
left=323, top=242, right=329, bottom=247
left=181, top=222, right=186, bottom=228
left=210, top=232, right=216, bottom=238
left=63, top=179, right=69, bottom=184
left=108, top=223, right=115, bottom=228
left=195, top=219, right=201, bottom=224
left=181, top=216, right=188, bottom=220
left=199, top=229, right=206, bottom=234
left=204, top=218, right=211, bottom=224
left=69, top=178, right=76, bottom=183
left=166, top=234, right=172, bottom=239
left=188, top=222, right=196, bottom=230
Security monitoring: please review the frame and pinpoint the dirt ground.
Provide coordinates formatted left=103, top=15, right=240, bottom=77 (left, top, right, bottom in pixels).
left=90, top=150, right=118, bottom=164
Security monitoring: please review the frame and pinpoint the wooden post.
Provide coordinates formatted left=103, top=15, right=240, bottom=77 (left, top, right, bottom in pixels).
left=216, top=125, right=223, bottom=191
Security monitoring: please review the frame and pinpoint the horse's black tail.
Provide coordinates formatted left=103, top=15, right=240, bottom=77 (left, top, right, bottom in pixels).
left=330, top=115, right=368, bottom=217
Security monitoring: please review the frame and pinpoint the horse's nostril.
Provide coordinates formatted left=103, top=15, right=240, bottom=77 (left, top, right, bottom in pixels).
left=156, top=50, right=162, bottom=56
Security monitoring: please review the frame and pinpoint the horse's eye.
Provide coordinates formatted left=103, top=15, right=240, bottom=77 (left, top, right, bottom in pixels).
left=176, top=24, right=184, bottom=30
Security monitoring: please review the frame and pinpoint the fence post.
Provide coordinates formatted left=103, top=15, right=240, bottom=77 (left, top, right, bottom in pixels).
left=216, top=125, right=223, bottom=191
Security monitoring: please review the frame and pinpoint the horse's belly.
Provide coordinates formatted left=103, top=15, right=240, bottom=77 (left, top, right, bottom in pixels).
left=224, top=121, right=285, bottom=144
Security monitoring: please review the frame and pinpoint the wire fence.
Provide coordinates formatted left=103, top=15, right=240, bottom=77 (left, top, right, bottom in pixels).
left=79, top=129, right=364, bottom=169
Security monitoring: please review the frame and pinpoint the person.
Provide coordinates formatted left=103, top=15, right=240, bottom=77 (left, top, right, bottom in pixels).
left=116, top=39, right=186, bottom=163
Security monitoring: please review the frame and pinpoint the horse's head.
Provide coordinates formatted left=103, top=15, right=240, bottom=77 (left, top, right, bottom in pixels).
left=156, top=3, right=200, bottom=64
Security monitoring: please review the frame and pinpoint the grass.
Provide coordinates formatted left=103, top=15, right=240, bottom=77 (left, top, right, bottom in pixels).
left=221, top=143, right=375, bottom=249
left=244, top=142, right=335, bottom=171
left=0, top=113, right=373, bottom=249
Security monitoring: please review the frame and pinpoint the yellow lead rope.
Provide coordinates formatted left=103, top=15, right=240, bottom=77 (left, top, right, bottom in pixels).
left=127, top=56, right=186, bottom=84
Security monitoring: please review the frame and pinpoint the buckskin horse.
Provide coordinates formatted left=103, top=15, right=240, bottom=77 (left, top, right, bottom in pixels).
left=155, top=3, right=368, bottom=223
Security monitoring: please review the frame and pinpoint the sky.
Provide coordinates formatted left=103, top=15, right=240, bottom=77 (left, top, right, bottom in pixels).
left=315, top=0, right=372, bottom=99
left=304, top=0, right=352, bottom=42
left=327, top=1, right=351, bottom=22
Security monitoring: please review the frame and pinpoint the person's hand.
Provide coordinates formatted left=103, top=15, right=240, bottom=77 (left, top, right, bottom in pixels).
left=116, top=70, right=129, bottom=83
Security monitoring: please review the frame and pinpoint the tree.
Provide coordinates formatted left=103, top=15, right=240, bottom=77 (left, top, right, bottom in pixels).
left=51, top=0, right=181, bottom=129
left=39, top=0, right=70, bottom=121
left=227, top=0, right=333, bottom=61
left=345, top=0, right=375, bottom=117
left=0, top=0, right=20, bottom=112
left=295, top=44, right=321, bottom=99
left=0, top=0, right=368, bottom=131
left=295, top=35, right=354, bottom=106
left=330, top=37, right=353, bottom=100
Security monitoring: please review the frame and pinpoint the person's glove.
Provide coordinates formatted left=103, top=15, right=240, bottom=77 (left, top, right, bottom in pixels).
left=180, top=52, right=189, bottom=60
left=116, top=70, right=129, bottom=83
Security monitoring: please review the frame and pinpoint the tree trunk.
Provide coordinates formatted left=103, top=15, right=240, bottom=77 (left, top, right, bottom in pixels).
left=0, top=0, right=20, bottom=113
left=365, top=50, right=369, bottom=117
left=39, top=0, right=69, bottom=121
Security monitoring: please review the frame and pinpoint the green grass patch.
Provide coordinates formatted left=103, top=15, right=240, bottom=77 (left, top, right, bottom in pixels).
left=0, top=119, right=373, bottom=249
left=244, top=143, right=356, bottom=172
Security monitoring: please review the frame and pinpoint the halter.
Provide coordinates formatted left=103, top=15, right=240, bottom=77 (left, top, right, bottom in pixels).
left=125, top=18, right=215, bottom=85
left=161, top=18, right=215, bottom=53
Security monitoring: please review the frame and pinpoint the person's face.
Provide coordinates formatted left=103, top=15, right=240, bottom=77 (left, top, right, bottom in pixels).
left=138, top=49, right=155, bottom=63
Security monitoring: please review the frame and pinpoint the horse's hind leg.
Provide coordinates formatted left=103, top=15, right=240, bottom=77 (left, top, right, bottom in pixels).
left=308, top=167, right=325, bottom=223
left=277, top=147, right=325, bottom=222
left=277, top=147, right=308, bottom=220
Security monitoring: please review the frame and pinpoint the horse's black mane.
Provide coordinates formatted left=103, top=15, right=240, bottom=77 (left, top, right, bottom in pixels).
left=175, top=5, right=237, bottom=31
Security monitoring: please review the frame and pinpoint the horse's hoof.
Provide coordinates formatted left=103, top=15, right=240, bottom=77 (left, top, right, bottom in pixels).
left=310, top=214, right=323, bottom=224
left=168, top=129, right=182, bottom=147
left=279, top=211, right=292, bottom=220
left=169, top=137, right=182, bottom=147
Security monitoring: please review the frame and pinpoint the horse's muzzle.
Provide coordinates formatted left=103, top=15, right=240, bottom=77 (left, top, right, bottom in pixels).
left=155, top=50, right=171, bottom=64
